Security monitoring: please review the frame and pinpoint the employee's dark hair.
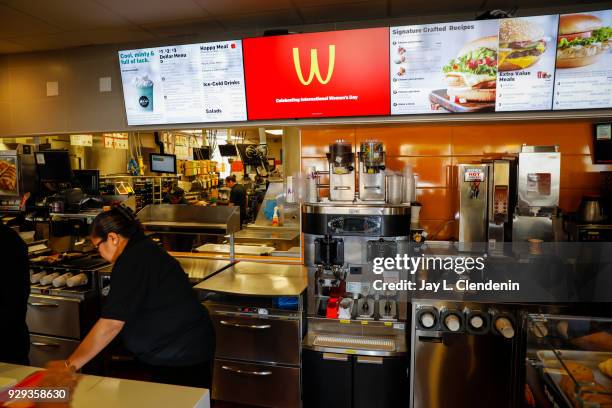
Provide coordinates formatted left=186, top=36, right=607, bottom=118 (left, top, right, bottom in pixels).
left=91, top=206, right=143, bottom=240
left=172, top=187, right=185, bottom=197
left=225, top=175, right=236, bottom=183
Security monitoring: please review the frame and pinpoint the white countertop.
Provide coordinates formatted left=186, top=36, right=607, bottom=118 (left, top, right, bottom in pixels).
left=0, top=363, right=210, bottom=408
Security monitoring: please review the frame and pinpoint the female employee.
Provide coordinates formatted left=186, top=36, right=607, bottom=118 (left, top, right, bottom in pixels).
left=59, top=206, right=214, bottom=388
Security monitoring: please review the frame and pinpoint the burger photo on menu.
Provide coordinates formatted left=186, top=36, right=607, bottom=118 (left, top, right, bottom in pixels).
left=556, top=13, right=611, bottom=68
left=498, top=18, right=548, bottom=71
left=433, top=36, right=498, bottom=112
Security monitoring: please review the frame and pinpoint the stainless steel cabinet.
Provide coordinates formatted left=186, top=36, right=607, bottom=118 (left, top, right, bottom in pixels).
left=211, top=313, right=301, bottom=365
left=29, top=334, right=79, bottom=368
left=26, top=295, right=82, bottom=339
left=213, top=359, right=301, bottom=408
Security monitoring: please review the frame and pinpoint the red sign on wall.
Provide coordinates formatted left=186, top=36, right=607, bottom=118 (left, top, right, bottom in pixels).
left=243, top=28, right=390, bottom=120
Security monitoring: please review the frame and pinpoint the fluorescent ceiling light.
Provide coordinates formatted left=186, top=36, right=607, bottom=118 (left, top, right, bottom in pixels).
left=265, top=129, right=283, bottom=136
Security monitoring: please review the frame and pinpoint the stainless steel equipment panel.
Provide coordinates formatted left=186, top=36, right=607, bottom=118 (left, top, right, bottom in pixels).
left=213, top=359, right=301, bottom=408
left=211, top=312, right=301, bottom=365
left=517, top=148, right=560, bottom=209
left=458, top=164, right=489, bottom=242
left=29, top=334, right=79, bottom=368
left=26, top=294, right=81, bottom=339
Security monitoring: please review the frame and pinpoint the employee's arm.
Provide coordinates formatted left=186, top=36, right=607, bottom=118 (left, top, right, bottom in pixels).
left=67, top=318, right=124, bottom=370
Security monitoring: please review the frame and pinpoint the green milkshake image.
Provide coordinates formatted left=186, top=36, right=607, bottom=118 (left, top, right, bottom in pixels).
left=132, top=75, right=154, bottom=112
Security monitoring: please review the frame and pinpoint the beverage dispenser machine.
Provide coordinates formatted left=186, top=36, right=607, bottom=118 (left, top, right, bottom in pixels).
left=358, top=141, right=386, bottom=201
left=326, top=141, right=355, bottom=202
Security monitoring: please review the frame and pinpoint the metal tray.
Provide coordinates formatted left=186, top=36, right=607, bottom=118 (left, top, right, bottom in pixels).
left=537, top=350, right=612, bottom=407
left=195, top=243, right=275, bottom=256
left=429, top=89, right=495, bottom=113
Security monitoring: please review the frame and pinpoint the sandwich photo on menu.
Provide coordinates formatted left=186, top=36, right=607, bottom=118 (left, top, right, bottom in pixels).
left=556, top=13, right=611, bottom=68
left=432, top=36, right=498, bottom=112
left=498, top=18, right=548, bottom=71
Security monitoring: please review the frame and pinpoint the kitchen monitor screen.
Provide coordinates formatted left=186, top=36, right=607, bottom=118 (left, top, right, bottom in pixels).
left=218, top=144, right=238, bottom=157
left=118, top=40, right=247, bottom=126
left=150, top=153, right=177, bottom=174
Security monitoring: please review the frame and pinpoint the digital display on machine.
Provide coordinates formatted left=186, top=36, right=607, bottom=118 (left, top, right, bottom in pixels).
left=328, top=216, right=381, bottom=235
left=243, top=28, right=390, bottom=120
left=552, top=10, right=612, bottom=110
left=118, top=40, right=247, bottom=125
left=149, top=153, right=177, bottom=174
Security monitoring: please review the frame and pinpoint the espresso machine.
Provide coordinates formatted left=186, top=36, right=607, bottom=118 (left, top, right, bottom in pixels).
left=358, top=141, right=386, bottom=201
left=302, top=202, right=411, bottom=320
left=326, top=141, right=355, bottom=202
left=512, top=145, right=561, bottom=242
left=457, top=158, right=517, bottom=244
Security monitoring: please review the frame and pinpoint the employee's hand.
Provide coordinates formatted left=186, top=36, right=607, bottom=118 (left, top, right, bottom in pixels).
left=39, top=360, right=80, bottom=408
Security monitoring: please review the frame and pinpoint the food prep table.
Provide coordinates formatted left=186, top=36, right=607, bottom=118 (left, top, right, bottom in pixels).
left=194, top=261, right=307, bottom=296
left=0, top=363, right=209, bottom=408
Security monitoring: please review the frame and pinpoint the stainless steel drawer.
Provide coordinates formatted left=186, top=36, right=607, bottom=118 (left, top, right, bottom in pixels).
left=26, top=295, right=81, bottom=339
left=29, top=334, right=79, bottom=368
left=211, top=312, right=301, bottom=365
left=213, top=359, right=301, bottom=408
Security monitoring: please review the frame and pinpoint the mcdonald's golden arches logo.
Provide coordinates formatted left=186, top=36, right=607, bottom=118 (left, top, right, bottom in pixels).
left=292, top=45, right=335, bottom=86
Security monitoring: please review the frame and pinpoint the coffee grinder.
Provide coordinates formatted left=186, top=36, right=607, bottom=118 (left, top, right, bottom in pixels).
left=358, top=141, right=386, bottom=201
left=326, top=141, right=355, bottom=202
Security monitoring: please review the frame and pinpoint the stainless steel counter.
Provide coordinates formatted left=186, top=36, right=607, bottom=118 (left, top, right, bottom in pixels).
left=194, top=261, right=307, bottom=296
left=137, top=204, right=240, bottom=235
left=174, top=256, right=235, bottom=284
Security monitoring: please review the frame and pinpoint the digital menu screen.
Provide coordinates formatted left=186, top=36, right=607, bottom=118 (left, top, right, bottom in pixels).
left=390, top=16, right=559, bottom=114
left=553, top=10, right=612, bottom=110
left=243, top=28, right=390, bottom=120
left=496, top=15, right=558, bottom=111
left=118, top=40, right=247, bottom=125
left=390, top=20, right=500, bottom=114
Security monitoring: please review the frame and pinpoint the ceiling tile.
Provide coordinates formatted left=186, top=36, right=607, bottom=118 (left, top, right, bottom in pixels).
left=94, top=0, right=209, bottom=24
left=0, top=0, right=130, bottom=30
left=195, top=0, right=294, bottom=16
left=294, top=0, right=372, bottom=6
left=0, top=39, right=29, bottom=54
left=390, top=0, right=482, bottom=17
left=218, top=10, right=302, bottom=30
left=299, top=1, right=389, bottom=24
left=142, top=18, right=224, bottom=38
left=10, top=28, right=156, bottom=52
left=0, top=4, right=62, bottom=40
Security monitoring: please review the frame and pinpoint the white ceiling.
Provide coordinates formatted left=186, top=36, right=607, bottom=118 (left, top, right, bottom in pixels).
left=0, top=0, right=610, bottom=54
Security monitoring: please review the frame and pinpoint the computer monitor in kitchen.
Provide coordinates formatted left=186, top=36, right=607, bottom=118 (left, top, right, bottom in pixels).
left=150, top=153, right=177, bottom=174
left=218, top=144, right=238, bottom=157
left=35, top=150, right=73, bottom=183
left=73, top=169, right=100, bottom=195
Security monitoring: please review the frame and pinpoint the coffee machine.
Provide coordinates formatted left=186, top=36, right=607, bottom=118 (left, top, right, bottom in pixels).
left=358, top=141, right=386, bottom=201
left=457, top=158, right=517, bottom=243
left=326, top=141, right=355, bottom=202
left=302, top=203, right=411, bottom=320
left=512, top=145, right=561, bottom=242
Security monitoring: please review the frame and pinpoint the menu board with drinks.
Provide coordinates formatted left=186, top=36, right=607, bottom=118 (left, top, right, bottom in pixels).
left=118, top=40, right=247, bottom=125
left=553, top=10, right=612, bottom=110
left=117, top=9, right=611, bottom=126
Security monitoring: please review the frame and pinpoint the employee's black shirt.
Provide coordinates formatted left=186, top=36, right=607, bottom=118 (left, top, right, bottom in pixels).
left=102, top=233, right=214, bottom=366
left=229, top=183, right=247, bottom=223
left=0, top=224, right=30, bottom=364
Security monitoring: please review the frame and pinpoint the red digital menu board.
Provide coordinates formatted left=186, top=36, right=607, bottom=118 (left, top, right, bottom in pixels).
left=243, top=28, right=390, bottom=120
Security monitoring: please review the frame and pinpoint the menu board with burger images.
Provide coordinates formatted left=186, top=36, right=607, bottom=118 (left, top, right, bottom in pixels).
left=553, top=10, right=612, bottom=110
left=496, top=15, right=558, bottom=111
left=390, top=20, right=499, bottom=114
left=118, top=40, right=247, bottom=125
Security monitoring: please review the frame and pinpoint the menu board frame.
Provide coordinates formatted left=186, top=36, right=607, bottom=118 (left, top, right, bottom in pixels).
left=117, top=8, right=612, bottom=127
